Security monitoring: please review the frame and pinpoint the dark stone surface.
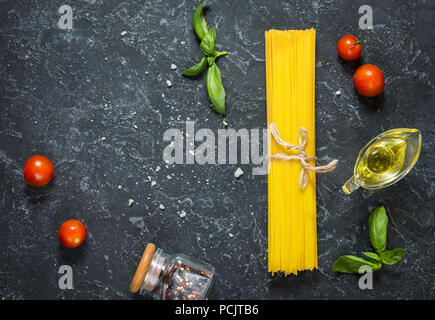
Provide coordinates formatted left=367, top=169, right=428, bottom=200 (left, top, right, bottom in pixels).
left=0, top=0, right=434, bottom=300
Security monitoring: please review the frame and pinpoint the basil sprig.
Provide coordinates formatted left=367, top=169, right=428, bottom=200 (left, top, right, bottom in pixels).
left=332, top=206, right=407, bottom=274
left=183, top=1, right=228, bottom=115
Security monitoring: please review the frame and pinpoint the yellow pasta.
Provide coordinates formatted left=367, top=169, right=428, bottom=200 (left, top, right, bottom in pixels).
left=265, top=29, right=317, bottom=275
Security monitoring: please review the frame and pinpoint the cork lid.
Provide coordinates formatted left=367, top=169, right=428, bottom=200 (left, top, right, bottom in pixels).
left=129, top=243, right=156, bottom=293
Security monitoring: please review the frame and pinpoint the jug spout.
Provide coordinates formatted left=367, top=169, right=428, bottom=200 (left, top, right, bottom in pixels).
left=400, top=128, right=421, bottom=141
left=342, top=176, right=360, bottom=194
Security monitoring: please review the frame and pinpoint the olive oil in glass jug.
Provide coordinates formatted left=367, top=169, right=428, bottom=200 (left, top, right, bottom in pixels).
left=342, top=128, right=422, bottom=194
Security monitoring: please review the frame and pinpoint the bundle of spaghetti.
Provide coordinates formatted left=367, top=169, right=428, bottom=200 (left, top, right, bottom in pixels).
left=265, top=29, right=317, bottom=275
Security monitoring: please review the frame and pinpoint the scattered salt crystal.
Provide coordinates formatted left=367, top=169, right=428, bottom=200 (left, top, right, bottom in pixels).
left=156, top=166, right=161, bottom=172
left=171, top=64, right=177, bottom=70
left=128, top=199, right=134, bottom=207
left=151, top=181, right=157, bottom=187
left=234, top=168, right=244, bottom=179
left=159, top=204, right=165, bottom=210
left=180, top=41, right=186, bottom=45
left=121, top=31, right=127, bottom=36
left=166, top=80, right=172, bottom=87
left=229, top=233, right=234, bottom=238
left=167, top=175, right=172, bottom=180
left=118, top=185, right=122, bottom=190
left=223, top=120, right=228, bottom=127
left=179, top=210, right=186, bottom=218
left=335, top=90, right=341, bottom=96
left=101, top=137, right=106, bottom=141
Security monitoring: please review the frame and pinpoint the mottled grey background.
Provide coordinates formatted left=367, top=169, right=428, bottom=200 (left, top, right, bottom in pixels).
left=0, top=0, right=434, bottom=300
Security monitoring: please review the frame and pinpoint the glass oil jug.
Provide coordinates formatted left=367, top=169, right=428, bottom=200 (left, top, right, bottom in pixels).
left=342, top=128, right=422, bottom=194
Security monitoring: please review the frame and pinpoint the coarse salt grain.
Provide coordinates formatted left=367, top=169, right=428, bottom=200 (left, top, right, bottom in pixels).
left=234, top=168, right=244, bottom=179
left=171, top=64, right=177, bottom=70
left=128, top=199, right=134, bottom=206
left=166, top=80, right=172, bottom=87
left=159, top=204, right=165, bottom=210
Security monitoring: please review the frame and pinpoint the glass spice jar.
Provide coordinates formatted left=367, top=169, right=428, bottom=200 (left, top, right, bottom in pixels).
left=129, top=243, right=215, bottom=300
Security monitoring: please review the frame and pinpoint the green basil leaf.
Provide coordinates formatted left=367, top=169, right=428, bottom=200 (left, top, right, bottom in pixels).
left=206, top=63, right=226, bottom=115
left=368, top=206, right=388, bottom=253
left=182, top=57, right=208, bottom=76
left=380, top=248, right=407, bottom=265
left=362, top=251, right=381, bottom=262
left=332, top=255, right=382, bottom=273
left=193, top=1, right=208, bottom=40
left=200, top=27, right=217, bottom=57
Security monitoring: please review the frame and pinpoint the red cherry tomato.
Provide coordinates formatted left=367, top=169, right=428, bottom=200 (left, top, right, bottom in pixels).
left=23, top=155, right=54, bottom=187
left=353, top=64, right=385, bottom=97
left=337, top=35, right=363, bottom=61
left=58, top=220, right=87, bottom=248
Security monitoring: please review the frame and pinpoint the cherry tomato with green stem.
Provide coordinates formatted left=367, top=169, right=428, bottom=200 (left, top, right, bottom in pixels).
left=337, top=35, right=364, bottom=61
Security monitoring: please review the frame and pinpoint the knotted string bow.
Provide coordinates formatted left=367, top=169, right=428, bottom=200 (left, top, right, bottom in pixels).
left=269, top=123, right=338, bottom=189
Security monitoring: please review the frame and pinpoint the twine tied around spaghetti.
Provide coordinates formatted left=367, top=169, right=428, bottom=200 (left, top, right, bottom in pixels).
left=269, top=123, right=338, bottom=189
